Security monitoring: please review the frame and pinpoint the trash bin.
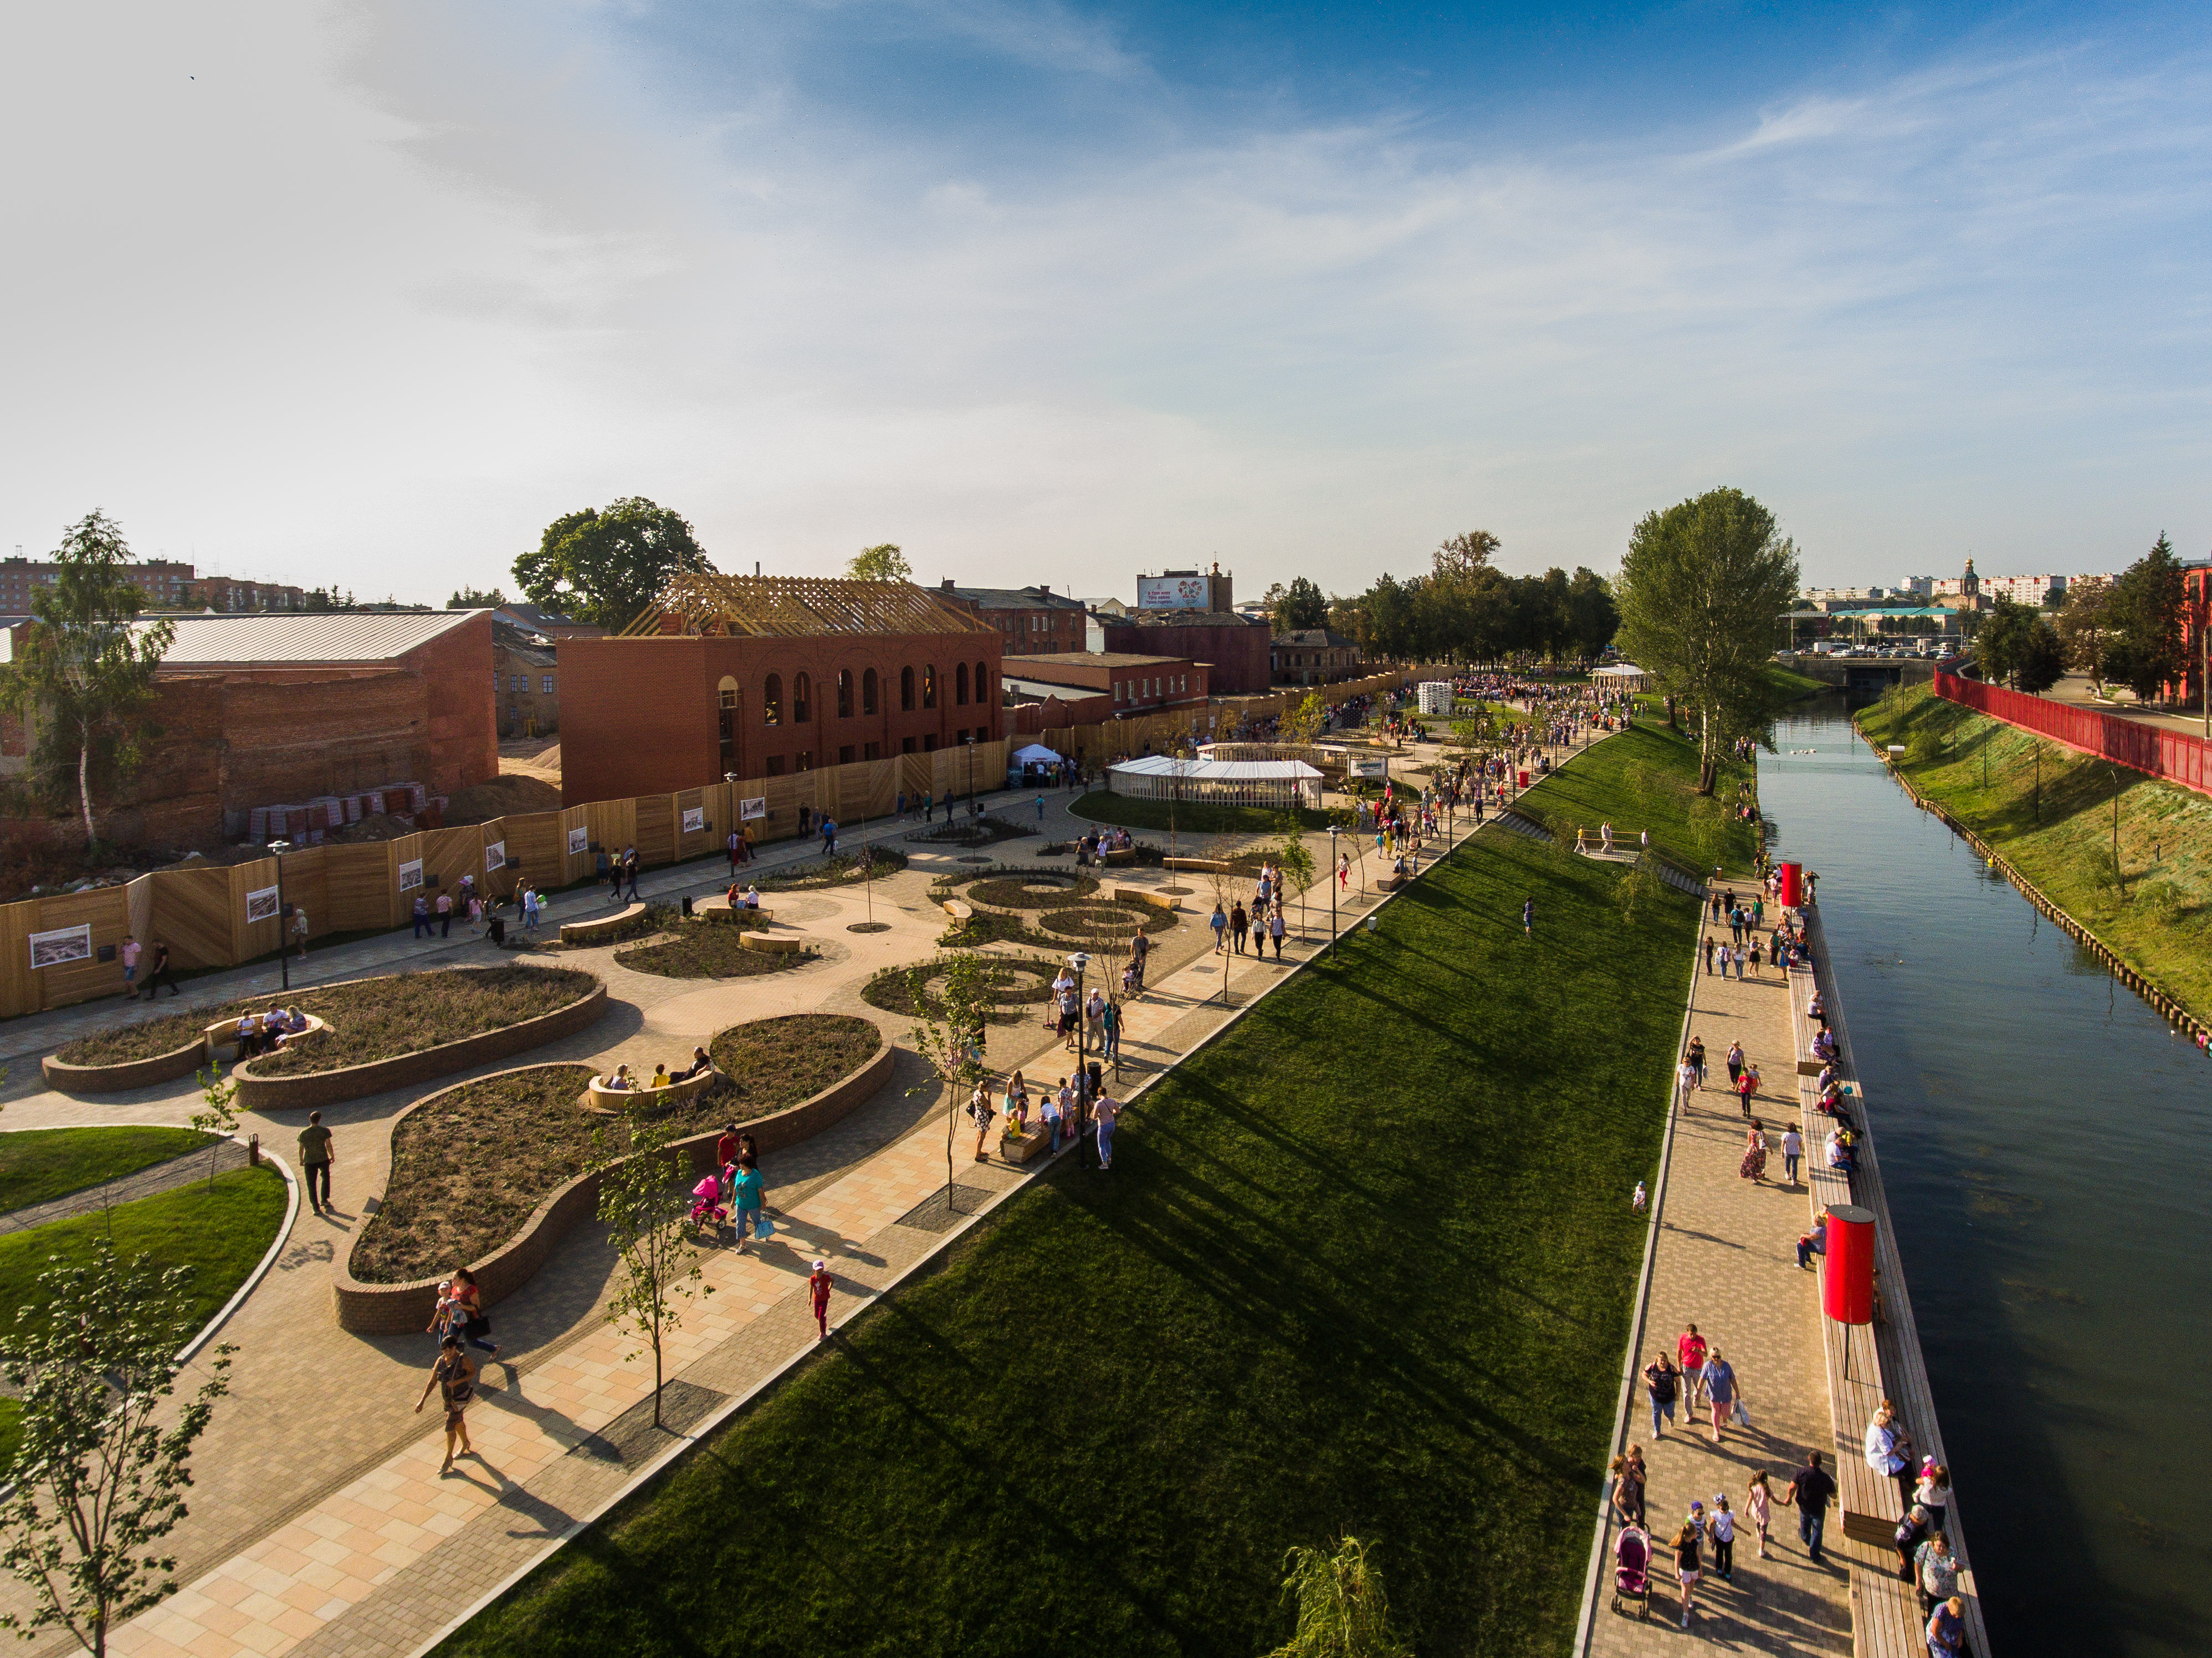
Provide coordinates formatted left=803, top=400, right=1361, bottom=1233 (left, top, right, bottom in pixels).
left=1821, top=1203, right=1876, bottom=1324
left=1517, top=769, right=1530, bottom=789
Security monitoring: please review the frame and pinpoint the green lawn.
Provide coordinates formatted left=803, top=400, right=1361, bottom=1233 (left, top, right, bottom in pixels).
left=0, top=1399, right=18, bottom=1477
left=1766, top=662, right=1826, bottom=699
left=437, top=830, right=1696, bottom=1658
left=0, top=1126, right=221, bottom=1215
left=1859, top=683, right=2212, bottom=1022
left=1513, top=717, right=1757, bottom=873
left=1070, top=789, right=1343, bottom=835
left=0, top=1165, right=288, bottom=1341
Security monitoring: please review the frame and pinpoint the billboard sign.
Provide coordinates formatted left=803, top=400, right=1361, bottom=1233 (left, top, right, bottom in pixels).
left=1137, top=576, right=1209, bottom=611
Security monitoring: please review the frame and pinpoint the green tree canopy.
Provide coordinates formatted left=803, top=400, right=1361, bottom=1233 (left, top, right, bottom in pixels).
left=1614, top=486, right=1800, bottom=792
left=1976, top=596, right=2067, bottom=694
left=1273, top=577, right=1328, bottom=633
left=0, top=513, right=175, bottom=848
left=847, top=544, right=912, bottom=582
left=447, top=586, right=506, bottom=608
left=2102, top=533, right=2187, bottom=704
left=514, top=498, right=710, bottom=629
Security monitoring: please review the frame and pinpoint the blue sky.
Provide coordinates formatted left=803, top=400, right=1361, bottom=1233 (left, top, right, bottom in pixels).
left=3, top=1, right=2208, bottom=601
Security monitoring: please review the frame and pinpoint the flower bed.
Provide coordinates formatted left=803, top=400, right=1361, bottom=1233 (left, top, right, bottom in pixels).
left=615, top=924, right=821, bottom=979
left=959, top=872, right=1100, bottom=909
left=244, top=967, right=599, bottom=1077
left=861, top=954, right=1059, bottom=1023
left=349, top=1014, right=886, bottom=1295
left=755, top=848, right=909, bottom=891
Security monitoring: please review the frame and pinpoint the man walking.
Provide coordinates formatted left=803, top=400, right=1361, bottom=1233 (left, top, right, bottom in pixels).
left=298, top=1111, right=334, bottom=1214
left=1093, top=1089, right=1120, bottom=1170
left=728, top=829, right=744, bottom=877
left=437, top=889, right=454, bottom=938
left=1523, top=896, right=1534, bottom=935
left=821, top=817, right=838, bottom=856
left=142, top=939, right=178, bottom=999
left=1786, top=1451, right=1837, bottom=1563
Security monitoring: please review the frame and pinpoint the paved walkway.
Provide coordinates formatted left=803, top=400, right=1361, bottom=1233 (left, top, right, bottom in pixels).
left=1585, top=878, right=1853, bottom=1656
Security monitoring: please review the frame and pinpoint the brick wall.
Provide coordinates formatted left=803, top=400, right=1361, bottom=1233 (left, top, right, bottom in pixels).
left=1098, top=619, right=1271, bottom=693
left=560, top=631, right=1005, bottom=805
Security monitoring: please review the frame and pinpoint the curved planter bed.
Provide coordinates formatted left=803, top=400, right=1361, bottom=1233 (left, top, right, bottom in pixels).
left=42, top=1038, right=209, bottom=1096
left=332, top=1041, right=895, bottom=1333
left=233, top=984, right=610, bottom=1113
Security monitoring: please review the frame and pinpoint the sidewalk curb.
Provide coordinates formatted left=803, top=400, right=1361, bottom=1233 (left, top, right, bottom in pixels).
left=180, top=1145, right=299, bottom=1366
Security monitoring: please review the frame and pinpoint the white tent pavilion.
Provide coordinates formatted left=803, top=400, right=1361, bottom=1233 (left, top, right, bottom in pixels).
left=1011, top=743, right=1064, bottom=764
left=1593, top=663, right=1650, bottom=689
left=1107, top=755, right=1324, bottom=809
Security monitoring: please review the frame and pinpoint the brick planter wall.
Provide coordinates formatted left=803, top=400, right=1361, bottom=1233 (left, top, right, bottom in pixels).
left=332, top=1041, right=894, bottom=1333
left=40, top=1038, right=209, bottom=1096
left=234, top=984, right=609, bottom=1114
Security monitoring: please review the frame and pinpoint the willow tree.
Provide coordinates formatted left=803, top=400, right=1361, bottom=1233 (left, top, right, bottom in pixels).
left=0, top=513, right=174, bottom=851
left=1614, top=488, right=1800, bottom=793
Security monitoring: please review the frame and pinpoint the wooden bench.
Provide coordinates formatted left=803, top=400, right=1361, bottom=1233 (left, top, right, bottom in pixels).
left=741, top=933, right=803, bottom=954
left=1114, top=887, right=1175, bottom=912
left=582, top=1066, right=720, bottom=1114
left=204, top=1014, right=328, bottom=1065
left=560, top=903, right=649, bottom=946
left=942, top=899, right=974, bottom=922
left=1164, top=857, right=1232, bottom=873
left=1103, top=848, right=1135, bottom=866
left=694, top=896, right=772, bottom=925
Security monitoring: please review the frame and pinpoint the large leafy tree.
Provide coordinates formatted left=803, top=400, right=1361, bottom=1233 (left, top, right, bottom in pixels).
left=2054, top=577, right=2113, bottom=687
left=847, top=543, right=912, bottom=582
left=1565, top=567, right=1619, bottom=658
left=2102, top=533, right=2187, bottom=704
left=514, top=498, right=710, bottom=629
left=1614, top=486, right=1800, bottom=792
left=1976, top=596, right=2067, bottom=693
left=0, top=513, right=175, bottom=850
left=1272, top=577, right=1329, bottom=633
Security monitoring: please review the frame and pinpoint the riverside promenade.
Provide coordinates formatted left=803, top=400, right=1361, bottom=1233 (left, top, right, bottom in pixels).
left=1580, top=874, right=1986, bottom=1657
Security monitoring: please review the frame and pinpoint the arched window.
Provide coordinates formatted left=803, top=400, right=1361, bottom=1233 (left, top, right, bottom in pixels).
left=975, top=661, right=990, bottom=709
left=837, top=669, right=853, bottom=719
left=762, top=674, right=782, bottom=726
left=793, top=672, right=812, bottom=723
left=956, top=663, right=970, bottom=705
left=923, top=664, right=938, bottom=709
left=900, top=666, right=915, bottom=711
left=863, top=668, right=879, bottom=714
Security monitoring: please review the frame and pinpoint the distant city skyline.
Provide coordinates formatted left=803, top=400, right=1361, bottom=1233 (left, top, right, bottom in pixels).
left=7, top=3, right=2211, bottom=602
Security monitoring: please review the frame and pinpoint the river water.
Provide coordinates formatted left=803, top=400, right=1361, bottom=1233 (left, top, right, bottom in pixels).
left=1757, top=695, right=2208, bottom=1655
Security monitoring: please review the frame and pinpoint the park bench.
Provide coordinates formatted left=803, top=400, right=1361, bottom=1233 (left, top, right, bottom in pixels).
left=560, top=903, right=649, bottom=947
left=582, top=1066, right=720, bottom=1114
left=204, top=1014, right=327, bottom=1065
left=740, top=932, right=803, bottom=954
left=1163, top=857, right=1233, bottom=873
left=998, top=1123, right=1053, bottom=1165
left=942, top=899, right=974, bottom=922
left=694, top=895, right=773, bottom=925
left=1103, top=848, right=1135, bottom=866
left=1114, top=887, right=1175, bottom=912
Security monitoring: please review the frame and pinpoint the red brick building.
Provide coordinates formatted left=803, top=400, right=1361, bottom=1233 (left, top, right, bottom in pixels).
left=1097, top=610, right=1272, bottom=694
left=559, top=575, right=1002, bottom=805
left=0, top=609, right=497, bottom=848
left=941, top=582, right=1089, bottom=653
left=1001, top=652, right=1209, bottom=716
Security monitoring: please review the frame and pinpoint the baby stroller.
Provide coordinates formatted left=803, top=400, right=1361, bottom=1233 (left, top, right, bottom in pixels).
left=690, top=1173, right=729, bottom=1239
left=1611, top=1524, right=1652, bottom=1619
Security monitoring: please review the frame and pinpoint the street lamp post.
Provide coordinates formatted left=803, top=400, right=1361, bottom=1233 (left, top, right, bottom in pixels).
left=966, top=734, right=976, bottom=813
left=1328, top=826, right=1338, bottom=956
left=267, top=839, right=293, bottom=989
left=1069, top=951, right=1090, bottom=1162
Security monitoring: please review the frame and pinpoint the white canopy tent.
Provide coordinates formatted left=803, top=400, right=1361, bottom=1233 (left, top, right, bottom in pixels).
left=1011, top=743, right=1064, bottom=764
left=1593, top=663, right=1650, bottom=688
left=1107, top=755, right=1324, bottom=809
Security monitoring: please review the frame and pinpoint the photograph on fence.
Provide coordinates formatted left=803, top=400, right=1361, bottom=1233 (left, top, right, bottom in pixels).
left=682, top=806, right=705, bottom=833
left=484, top=840, right=506, bottom=872
left=741, top=796, right=767, bottom=821
left=28, top=924, right=93, bottom=970
left=399, top=859, right=424, bottom=892
left=566, top=826, right=589, bottom=855
left=245, top=885, right=280, bottom=925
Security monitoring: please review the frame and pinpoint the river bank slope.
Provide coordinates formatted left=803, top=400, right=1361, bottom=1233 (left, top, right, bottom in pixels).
left=1856, top=682, right=2212, bottom=1022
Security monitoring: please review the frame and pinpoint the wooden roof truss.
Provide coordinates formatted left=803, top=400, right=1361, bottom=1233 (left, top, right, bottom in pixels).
left=621, top=572, right=994, bottom=639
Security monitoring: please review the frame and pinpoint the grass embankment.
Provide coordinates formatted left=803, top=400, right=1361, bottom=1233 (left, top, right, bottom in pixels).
left=1859, top=683, right=2212, bottom=1020
left=0, top=1165, right=288, bottom=1340
left=1517, top=717, right=1758, bottom=872
left=356, top=1017, right=882, bottom=1284
left=1072, top=790, right=1341, bottom=835
left=437, top=830, right=1697, bottom=1658
left=1766, top=662, right=1826, bottom=699
left=55, top=966, right=597, bottom=1070
left=0, top=1127, right=219, bottom=1214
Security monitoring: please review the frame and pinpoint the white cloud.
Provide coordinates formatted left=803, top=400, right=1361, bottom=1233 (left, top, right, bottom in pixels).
left=2, top=2, right=2209, bottom=600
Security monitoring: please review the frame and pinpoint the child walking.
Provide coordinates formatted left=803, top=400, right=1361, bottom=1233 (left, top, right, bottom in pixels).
left=1748, top=1470, right=1774, bottom=1559
left=809, top=1258, right=834, bottom=1340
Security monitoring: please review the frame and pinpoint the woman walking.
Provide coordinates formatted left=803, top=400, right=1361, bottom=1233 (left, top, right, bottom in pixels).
left=1641, top=1350, right=1681, bottom=1437
left=1739, top=1119, right=1769, bottom=1184
left=1687, top=1036, right=1706, bottom=1090
left=1671, top=1506, right=1706, bottom=1629
left=414, top=1335, right=477, bottom=1475
left=1612, top=1444, right=1648, bottom=1527
left=1737, top=1062, right=1759, bottom=1117
left=449, top=1267, right=504, bottom=1369
left=1725, top=1040, right=1744, bottom=1091
left=967, top=1079, right=996, bottom=1162
left=1701, top=1348, right=1738, bottom=1444
left=1708, top=1494, right=1737, bottom=1582
left=730, top=1155, right=765, bottom=1249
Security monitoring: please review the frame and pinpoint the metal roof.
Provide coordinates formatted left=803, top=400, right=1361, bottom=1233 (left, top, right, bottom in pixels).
left=145, top=609, right=484, bottom=667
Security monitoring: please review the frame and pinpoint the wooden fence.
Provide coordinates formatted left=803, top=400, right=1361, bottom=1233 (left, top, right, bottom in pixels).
left=0, top=668, right=1421, bottom=1022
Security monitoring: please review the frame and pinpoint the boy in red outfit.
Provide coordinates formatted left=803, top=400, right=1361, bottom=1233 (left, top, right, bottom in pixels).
left=809, top=1258, right=833, bottom=1340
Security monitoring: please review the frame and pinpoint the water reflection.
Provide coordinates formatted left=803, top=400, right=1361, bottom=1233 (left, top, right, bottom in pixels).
left=1762, top=695, right=2208, bottom=1657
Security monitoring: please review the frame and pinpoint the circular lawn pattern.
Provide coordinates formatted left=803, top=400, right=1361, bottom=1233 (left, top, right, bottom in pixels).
left=964, top=872, right=1100, bottom=909
left=861, top=955, right=1059, bottom=1024
left=1035, top=904, right=1152, bottom=941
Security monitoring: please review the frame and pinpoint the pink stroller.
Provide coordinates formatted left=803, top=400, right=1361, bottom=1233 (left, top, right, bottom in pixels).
left=1611, top=1524, right=1651, bottom=1619
left=690, top=1173, right=728, bottom=1237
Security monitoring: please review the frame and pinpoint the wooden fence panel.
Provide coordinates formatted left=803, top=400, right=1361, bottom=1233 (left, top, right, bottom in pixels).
left=324, top=844, right=395, bottom=933
left=672, top=789, right=712, bottom=864
left=0, top=902, right=35, bottom=1019
left=282, top=846, right=332, bottom=943
left=421, top=827, right=480, bottom=897
left=583, top=799, right=636, bottom=863
left=228, top=858, right=283, bottom=963
left=505, top=811, right=564, bottom=893
left=29, top=887, right=132, bottom=1011
left=636, top=792, right=676, bottom=867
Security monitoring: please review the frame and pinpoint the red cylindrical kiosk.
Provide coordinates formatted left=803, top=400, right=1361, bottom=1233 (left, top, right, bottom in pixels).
left=1777, top=862, right=1803, bottom=908
left=1821, top=1202, right=1876, bottom=1324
